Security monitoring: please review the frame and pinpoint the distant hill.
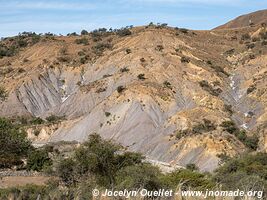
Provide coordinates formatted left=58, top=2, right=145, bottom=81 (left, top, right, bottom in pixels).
left=215, top=9, right=267, bottom=29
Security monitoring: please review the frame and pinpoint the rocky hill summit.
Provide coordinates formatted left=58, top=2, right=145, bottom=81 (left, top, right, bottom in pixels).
left=1, top=14, right=267, bottom=172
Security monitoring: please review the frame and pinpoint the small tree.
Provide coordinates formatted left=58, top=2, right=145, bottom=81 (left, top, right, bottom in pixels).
left=186, top=163, right=199, bottom=171
left=26, top=149, right=52, bottom=172
left=81, top=30, right=88, bottom=35
left=137, top=74, right=146, bottom=80
left=117, top=86, right=125, bottom=93
left=56, top=133, right=144, bottom=187
left=0, top=118, right=32, bottom=168
left=181, top=56, right=190, bottom=63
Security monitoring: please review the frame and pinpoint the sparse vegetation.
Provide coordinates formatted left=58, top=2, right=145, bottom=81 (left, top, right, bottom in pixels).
left=241, top=33, right=251, bottom=41
left=30, top=117, right=45, bottom=125
left=155, top=45, right=164, bottom=51
left=210, top=65, right=229, bottom=76
left=75, top=37, right=89, bottom=45
left=249, top=54, right=256, bottom=59
left=199, top=80, right=222, bottom=96
left=220, top=120, right=258, bottom=150
left=0, top=32, right=42, bottom=59
left=163, top=81, right=172, bottom=89
left=175, top=119, right=216, bottom=139
left=18, top=67, right=26, bottom=73
left=224, top=48, right=235, bottom=55
left=120, top=67, right=129, bottom=73
left=0, top=86, right=8, bottom=101
left=92, top=42, right=112, bottom=56
left=179, top=28, right=189, bottom=34
left=116, top=28, right=132, bottom=37
left=192, top=119, right=216, bottom=134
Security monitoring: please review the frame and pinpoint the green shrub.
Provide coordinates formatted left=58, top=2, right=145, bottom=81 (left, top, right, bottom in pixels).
left=45, top=115, right=64, bottom=123
left=243, top=135, right=259, bottom=151
left=181, top=56, right=190, bottom=63
left=26, top=149, right=52, bottom=172
left=0, top=118, right=32, bottom=168
left=220, top=120, right=258, bottom=150
left=80, top=30, right=88, bottom=35
left=105, top=112, right=111, bottom=117
left=224, top=104, right=233, bottom=115
left=155, top=45, right=164, bottom=51
left=117, top=28, right=132, bottom=37
left=247, top=85, right=256, bottom=94
left=241, top=33, right=251, bottom=41
left=175, top=129, right=189, bottom=139
left=214, top=153, right=267, bottom=194
left=246, top=43, right=255, bottom=49
left=117, top=86, right=125, bottom=93
left=18, top=68, right=26, bottom=73
left=210, top=65, right=229, bottom=76
left=224, top=48, right=235, bottom=55
left=137, top=73, right=146, bottom=80
left=57, top=133, right=143, bottom=187
left=57, top=55, right=71, bottom=63
left=30, top=117, right=45, bottom=125
left=115, top=163, right=163, bottom=191
left=220, top=120, right=238, bottom=134
left=57, top=158, right=77, bottom=186
left=17, top=39, right=28, bottom=47
left=161, top=169, right=215, bottom=190
left=126, top=48, right=132, bottom=54
left=186, top=163, right=199, bottom=171
left=163, top=81, right=172, bottom=89
left=206, top=60, right=212, bottom=65
left=120, top=67, right=129, bottom=73
left=92, top=42, right=112, bottom=55
left=140, top=57, right=146, bottom=62
left=179, top=28, right=189, bottom=34
left=192, top=119, right=216, bottom=134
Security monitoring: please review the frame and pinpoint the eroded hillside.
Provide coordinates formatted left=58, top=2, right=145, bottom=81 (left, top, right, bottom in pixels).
left=1, top=24, right=267, bottom=171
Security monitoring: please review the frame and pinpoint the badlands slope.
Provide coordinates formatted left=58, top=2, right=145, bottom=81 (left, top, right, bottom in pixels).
left=0, top=22, right=267, bottom=172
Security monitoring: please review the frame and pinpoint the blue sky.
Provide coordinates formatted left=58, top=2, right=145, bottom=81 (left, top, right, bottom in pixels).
left=0, top=0, right=267, bottom=37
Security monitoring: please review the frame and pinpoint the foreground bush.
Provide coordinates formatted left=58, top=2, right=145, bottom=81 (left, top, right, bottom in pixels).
left=214, top=153, right=267, bottom=194
left=26, top=148, right=52, bottom=172
left=56, top=133, right=143, bottom=188
left=0, top=132, right=265, bottom=199
left=0, top=118, right=32, bottom=168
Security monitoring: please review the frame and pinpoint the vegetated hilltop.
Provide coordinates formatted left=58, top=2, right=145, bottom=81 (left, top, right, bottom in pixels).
left=0, top=17, right=267, bottom=172
left=215, top=9, right=267, bottom=29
